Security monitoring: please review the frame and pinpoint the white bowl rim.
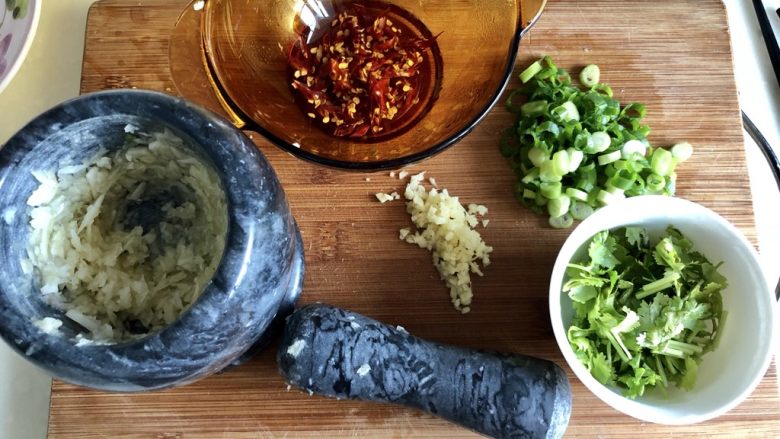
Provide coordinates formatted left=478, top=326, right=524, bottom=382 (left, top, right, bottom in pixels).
left=549, top=195, right=778, bottom=425
left=0, top=0, right=42, bottom=94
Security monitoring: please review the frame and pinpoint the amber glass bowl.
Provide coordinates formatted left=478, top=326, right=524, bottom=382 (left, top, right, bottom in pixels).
left=185, top=0, right=545, bottom=170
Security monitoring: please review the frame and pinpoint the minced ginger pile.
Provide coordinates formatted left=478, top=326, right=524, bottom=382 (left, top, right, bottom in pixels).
left=377, top=172, right=492, bottom=313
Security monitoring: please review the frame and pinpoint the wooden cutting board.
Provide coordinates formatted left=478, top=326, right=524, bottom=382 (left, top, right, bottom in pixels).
left=48, top=0, right=780, bottom=437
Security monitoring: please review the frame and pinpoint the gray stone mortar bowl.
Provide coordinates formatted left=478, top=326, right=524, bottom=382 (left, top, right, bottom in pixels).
left=0, top=89, right=304, bottom=391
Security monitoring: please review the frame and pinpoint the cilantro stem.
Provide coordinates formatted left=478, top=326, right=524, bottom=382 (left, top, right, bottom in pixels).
left=709, top=310, right=728, bottom=352
left=566, top=263, right=592, bottom=273
left=605, top=331, right=631, bottom=362
left=636, top=272, right=681, bottom=299
left=655, top=356, right=668, bottom=387
left=657, top=340, right=704, bottom=359
left=664, top=356, right=678, bottom=374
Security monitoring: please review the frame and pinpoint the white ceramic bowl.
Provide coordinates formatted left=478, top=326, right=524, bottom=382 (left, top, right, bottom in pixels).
left=0, top=0, right=41, bottom=94
left=549, top=195, right=778, bottom=425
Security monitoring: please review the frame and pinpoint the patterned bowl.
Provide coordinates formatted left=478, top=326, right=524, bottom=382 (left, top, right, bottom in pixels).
left=0, top=0, right=41, bottom=94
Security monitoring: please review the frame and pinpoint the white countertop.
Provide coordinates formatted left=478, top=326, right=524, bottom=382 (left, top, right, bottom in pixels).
left=0, top=0, right=778, bottom=437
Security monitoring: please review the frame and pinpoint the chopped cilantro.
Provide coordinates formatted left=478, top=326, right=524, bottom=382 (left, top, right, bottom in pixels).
left=565, top=226, right=727, bottom=398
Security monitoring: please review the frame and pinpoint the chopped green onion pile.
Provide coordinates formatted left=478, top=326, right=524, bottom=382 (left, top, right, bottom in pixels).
left=500, top=56, right=693, bottom=228
left=565, top=226, right=727, bottom=398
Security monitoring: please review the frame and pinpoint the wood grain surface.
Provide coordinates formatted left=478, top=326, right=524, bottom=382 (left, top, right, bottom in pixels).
left=48, top=0, right=780, bottom=437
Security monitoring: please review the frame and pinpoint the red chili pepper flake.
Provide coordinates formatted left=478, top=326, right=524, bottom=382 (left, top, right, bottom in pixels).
left=288, top=2, right=437, bottom=139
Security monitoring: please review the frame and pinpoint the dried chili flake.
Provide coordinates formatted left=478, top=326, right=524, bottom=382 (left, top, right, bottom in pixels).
left=288, top=2, right=437, bottom=139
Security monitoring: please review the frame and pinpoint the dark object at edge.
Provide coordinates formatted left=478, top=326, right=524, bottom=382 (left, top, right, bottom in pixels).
left=752, top=0, right=780, bottom=90
left=741, top=110, right=780, bottom=301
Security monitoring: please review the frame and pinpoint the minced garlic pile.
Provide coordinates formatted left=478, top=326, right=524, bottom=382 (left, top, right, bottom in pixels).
left=377, top=172, right=492, bottom=313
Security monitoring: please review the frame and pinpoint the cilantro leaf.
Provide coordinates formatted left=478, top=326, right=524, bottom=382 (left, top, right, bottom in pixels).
left=568, top=284, right=598, bottom=303
left=588, top=231, right=620, bottom=269
left=625, top=226, right=648, bottom=248
left=590, top=352, right=614, bottom=385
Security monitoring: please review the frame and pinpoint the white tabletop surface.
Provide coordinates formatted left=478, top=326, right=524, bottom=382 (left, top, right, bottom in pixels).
left=0, top=0, right=778, bottom=437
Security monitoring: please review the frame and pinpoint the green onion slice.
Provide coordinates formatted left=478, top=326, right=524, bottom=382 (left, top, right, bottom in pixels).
left=547, top=194, right=571, bottom=218
left=549, top=213, right=574, bottom=229
left=589, top=132, right=611, bottom=153
left=528, top=146, right=548, bottom=167
left=521, top=100, right=548, bottom=118
left=647, top=173, right=665, bottom=192
left=651, top=148, right=674, bottom=176
left=579, top=64, right=600, bottom=87
left=566, top=187, right=589, bottom=202
left=570, top=201, right=594, bottom=220
left=540, top=181, right=563, bottom=199
left=520, top=61, right=543, bottom=83
left=598, top=150, right=621, bottom=165
left=672, top=142, right=693, bottom=162
left=621, top=140, right=647, bottom=159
